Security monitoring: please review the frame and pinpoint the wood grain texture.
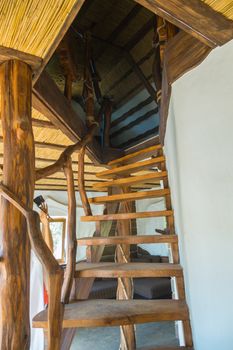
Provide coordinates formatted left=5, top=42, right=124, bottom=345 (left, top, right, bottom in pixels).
left=108, top=144, right=162, bottom=166
left=0, top=60, right=34, bottom=350
left=0, top=184, right=64, bottom=350
left=97, top=156, right=165, bottom=178
left=78, top=147, right=92, bottom=216
left=77, top=234, right=178, bottom=246
left=75, top=262, right=182, bottom=278
left=33, top=299, right=189, bottom=328
left=159, top=31, right=212, bottom=144
left=89, top=188, right=170, bottom=204
left=32, top=71, right=102, bottom=164
left=134, top=0, right=233, bottom=47
left=0, top=45, right=42, bottom=71
left=93, top=171, right=167, bottom=189
left=35, top=124, right=97, bottom=180
left=81, top=210, right=173, bottom=222
left=61, top=158, right=77, bottom=304
left=165, top=31, right=212, bottom=84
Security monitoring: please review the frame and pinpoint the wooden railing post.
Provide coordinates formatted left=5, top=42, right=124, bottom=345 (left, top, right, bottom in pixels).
left=0, top=60, right=34, bottom=349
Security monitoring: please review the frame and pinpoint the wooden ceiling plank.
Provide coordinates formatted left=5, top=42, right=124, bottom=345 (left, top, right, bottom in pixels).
left=134, top=0, right=233, bottom=48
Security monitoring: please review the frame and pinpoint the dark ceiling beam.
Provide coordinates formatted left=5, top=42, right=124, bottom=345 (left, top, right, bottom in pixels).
left=106, top=48, right=154, bottom=96
left=159, top=31, right=212, bottom=144
left=111, top=108, right=158, bottom=139
left=116, top=126, right=159, bottom=149
left=134, top=0, right=233, bottom=48
left=101, top=17, right=154, bottom=86
left=125, top=17, right=154, bottom=51
left=111, top=96, right=153, bottom=128
left=97, top=4, right=142, bottom=61
left=32, top=70, right=103, bottom=163
left=116, top=73, right=153, bottom=109
left=125, top=52, right=156, bottom=101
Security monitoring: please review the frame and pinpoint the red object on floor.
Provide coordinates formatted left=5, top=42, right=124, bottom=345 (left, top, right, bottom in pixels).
left=44, top=283, right=48, bottom=305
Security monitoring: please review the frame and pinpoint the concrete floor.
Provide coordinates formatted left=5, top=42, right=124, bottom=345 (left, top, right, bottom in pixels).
left=71, top=322, right=179, bottom=349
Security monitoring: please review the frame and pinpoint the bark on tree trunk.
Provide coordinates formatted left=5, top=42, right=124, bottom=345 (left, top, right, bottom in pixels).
left=0, top=60, right=35, bottom=350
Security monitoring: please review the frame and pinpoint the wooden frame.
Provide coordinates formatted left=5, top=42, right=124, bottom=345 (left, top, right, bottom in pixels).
left=49, top=217, right=67, bottom=263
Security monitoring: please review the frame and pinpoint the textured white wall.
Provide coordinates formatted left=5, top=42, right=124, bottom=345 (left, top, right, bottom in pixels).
left=164, top=40, right=233, bottom=350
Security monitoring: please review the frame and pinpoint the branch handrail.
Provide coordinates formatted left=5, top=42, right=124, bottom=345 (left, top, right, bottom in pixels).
left=35, top=123, right=98, bottom=181
left=61, top=157, right=77, bottom=304
left=0, top=183, right=64, bottom=350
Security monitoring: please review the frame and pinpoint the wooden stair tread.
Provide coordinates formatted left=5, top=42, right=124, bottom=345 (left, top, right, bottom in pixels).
left=97, top=156, right=165, bottom=178
left=93, top=171, right=168, bottom=189
left=77, top=234, right=178, bottom=246
left=75, top=262, right=182, bottom=278
left=32, top=300, right=189, bottom=329
left=81, top=210, right=173, bottom=222
left=108, top=144, right=162, bottom=166
left=89, top=189, right=170, bottom=204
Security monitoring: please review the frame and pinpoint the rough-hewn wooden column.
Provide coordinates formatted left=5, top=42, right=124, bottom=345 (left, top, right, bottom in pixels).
left=0, top=60, right=35, bottom=349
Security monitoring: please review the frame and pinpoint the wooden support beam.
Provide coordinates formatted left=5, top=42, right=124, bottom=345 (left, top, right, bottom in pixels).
left=0, top=45, right=42, bottom=72
left=32, top=71, right=85, bottom=142
left=32, top=71, right=103, bottom=163
left=111, top=108, right=158, bottom=139
left=0, top=60, right=35, bottom=349
left=125, top=52, right=156, bottom=101
left=31, top=118, right=57, bottom=129
left=159, top=31, right=212, bottom=144
left=61, top=158, right=77, bottom=304
left=134, top=0, right=233, bottom=48
left=111, top=96, right=153, bottom=128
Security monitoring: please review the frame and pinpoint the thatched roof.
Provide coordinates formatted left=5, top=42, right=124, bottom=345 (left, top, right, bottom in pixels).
left=0, top=0, right=233, bottom=191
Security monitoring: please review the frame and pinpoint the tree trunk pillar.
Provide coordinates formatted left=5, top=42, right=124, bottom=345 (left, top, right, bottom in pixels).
left=0, top=60, right=35, bottom=349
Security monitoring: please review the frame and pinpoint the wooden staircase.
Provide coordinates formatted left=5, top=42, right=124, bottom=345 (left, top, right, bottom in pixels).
left=33, top=144, right=193, bottom=350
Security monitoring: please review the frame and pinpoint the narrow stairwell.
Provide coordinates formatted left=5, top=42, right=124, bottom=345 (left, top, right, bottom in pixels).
left=33, top=144, right=193, bottom=350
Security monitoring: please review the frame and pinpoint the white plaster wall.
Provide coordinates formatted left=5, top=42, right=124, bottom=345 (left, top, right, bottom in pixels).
left=164, top=39, right=233, bottom=350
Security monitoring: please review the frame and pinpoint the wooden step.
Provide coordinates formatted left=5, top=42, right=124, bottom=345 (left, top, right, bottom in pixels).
left=77, top=234, right=178, bottom=246
left=93, top=171, right=168, bottom=189
left=75, top=262, right=182, bottom=278
left=96, top=156, right=165, bottom=178
left=33, top=299, right=189, bottom=329
left=81, top=210, right=173, bottom=222
left=108, top=144, right=162, bottom=166
left=89, top=189, right=170, bottom=205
